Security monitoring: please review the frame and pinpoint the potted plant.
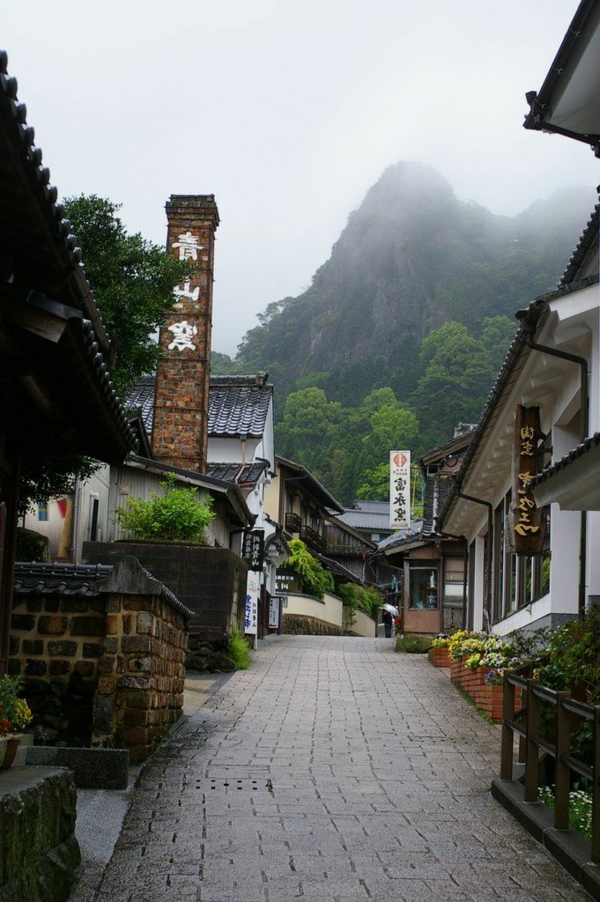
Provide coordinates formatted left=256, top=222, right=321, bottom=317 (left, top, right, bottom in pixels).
left=0, top=674, right=33, bottom=768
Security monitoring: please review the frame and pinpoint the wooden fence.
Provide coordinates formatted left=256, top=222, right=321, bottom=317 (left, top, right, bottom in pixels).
left=500, top=670, right=600, bottom=864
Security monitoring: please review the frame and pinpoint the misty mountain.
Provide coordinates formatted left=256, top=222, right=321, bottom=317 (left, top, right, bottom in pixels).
left=225, top=162, right=594, bottom=414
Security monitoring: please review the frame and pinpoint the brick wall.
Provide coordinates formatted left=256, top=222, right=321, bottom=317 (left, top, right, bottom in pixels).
left=10, top=558, right=191, bottom=762
left=152, top=194, right=220, bottom=472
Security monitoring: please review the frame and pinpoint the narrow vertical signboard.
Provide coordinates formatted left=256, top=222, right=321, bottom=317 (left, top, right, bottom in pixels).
left=244, top=571, right=260, bottom=641
left=268, top=597, right=281, bottom=630
left=512, top=405, right=545, bottom=555
left=390, top=451, right=411, bottom=529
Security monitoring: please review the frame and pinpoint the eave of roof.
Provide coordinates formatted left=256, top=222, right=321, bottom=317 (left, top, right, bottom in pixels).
left=436, top=297, right=549, bottom=530
left=0, top=53, right=136, bottom=463
left=560, top=201, right=599, bottom=285
left=276, top=455, right=344, bottom=513
left=523, top=0, right=600, bottom=149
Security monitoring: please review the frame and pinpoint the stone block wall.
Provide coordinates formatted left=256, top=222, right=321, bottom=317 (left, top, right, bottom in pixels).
left=83, top=541, right=247, bottom=644
left=0, top=767, right=80, bottom=902
left=9, top=558, right=191, bottom=762
left=96, top=576, right=188, bottom=763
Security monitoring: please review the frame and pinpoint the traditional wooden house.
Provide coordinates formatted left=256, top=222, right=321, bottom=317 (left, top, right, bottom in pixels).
left=0, top=50, right=140, bottom=897
left=438, top=0, right=600, bottom=636
left=0, top=52, right=136, bottom=672
left=264, top=456, right=378, bottom=636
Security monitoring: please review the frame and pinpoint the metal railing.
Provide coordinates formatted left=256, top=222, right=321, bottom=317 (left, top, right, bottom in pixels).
left=500, top=670, right=600, bottom=864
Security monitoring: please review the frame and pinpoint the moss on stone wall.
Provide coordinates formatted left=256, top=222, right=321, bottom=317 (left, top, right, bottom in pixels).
left=282, top=615, right=342, bottom=636
left=0, top=769, right=80, bottom=901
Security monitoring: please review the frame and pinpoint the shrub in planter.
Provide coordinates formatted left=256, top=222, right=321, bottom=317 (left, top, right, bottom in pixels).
left=115, top=474, right=214, bottom=543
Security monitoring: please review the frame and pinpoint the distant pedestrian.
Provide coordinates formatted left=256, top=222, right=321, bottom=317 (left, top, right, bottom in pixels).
left=382, top=609, right=393, bottom=638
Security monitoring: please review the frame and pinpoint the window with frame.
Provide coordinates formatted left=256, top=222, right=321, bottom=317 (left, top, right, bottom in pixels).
left=409, top=561, right=439, bottom=609
left=491, top=491, right=551, bottom=621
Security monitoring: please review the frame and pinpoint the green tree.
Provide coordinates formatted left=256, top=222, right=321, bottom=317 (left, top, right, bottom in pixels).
left=19, top=195, right=188, bottom=514
left=412, top=322, right=495, bottom=452
left=64, top=194, right=189, bottom=396
left=285, top=538, right=334, bottom=599
left=276, top=387, right=343, bottom=475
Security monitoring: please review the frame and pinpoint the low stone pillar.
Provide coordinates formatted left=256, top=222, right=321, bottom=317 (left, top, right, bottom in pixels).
left=0, top=767, right=80, bottom=901
left=95, top=557, right=191, bottom=763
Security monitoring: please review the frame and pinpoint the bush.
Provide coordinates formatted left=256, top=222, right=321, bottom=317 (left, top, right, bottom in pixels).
left=115, top=474, right=214, bottom=543
left=285, top=539, right=334, bottom=599
left=537, top=609, right=600, bottom=704
left=396, top=635, right=433, bottom=654
left=338, top=583, right=382, bottom=618
left=228, top=628, right=252, bottom=670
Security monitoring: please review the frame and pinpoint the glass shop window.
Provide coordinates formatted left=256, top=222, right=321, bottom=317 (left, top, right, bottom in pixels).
left=409, top=562, right=438, bottom=609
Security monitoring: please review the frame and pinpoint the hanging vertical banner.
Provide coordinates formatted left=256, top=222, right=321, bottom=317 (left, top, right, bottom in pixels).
left=390, top=451, right=411, bottom=529
left=512, top=405, right=545, bottom=555
left=244, top=571, right=260, bottom=636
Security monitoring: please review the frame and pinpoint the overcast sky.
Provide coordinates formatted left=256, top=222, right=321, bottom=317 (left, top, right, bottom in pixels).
left=4, top=1, right=599, bottom=355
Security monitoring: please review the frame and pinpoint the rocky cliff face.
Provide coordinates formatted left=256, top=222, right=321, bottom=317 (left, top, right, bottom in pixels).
left=235, top=162, right=594, bottom=406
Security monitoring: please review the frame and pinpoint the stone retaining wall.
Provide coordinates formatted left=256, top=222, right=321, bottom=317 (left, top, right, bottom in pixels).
left=0, top=767, right=80, bottom=902
left=9, top=557, right=191, bottom=762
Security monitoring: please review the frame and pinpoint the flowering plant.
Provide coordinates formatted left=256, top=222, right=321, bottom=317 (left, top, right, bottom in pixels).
left=431, top=633, right=450, bottom=648
left=0, top=713, right=11, bottom=736
left=0, top=674, right=32, bottom=735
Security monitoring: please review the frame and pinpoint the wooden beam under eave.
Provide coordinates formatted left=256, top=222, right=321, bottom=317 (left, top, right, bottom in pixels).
left=0, top=291, right=69, bottom=343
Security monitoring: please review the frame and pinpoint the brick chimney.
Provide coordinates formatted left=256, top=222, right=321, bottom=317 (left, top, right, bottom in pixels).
left=152, top=195, right=219, bottom=472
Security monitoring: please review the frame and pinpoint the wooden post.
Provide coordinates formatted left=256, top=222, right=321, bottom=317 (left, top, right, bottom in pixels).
left=524, top=680, right=540, bottom=802
left=554, top=692, right=571, bottom=830
left=500, top=674, right=515, bottom=780
left=591, top=708, right=600, bottom=864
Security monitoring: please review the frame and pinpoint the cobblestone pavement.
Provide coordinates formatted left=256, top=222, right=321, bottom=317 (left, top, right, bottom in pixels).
left=94, top=636, right=591, bottom=902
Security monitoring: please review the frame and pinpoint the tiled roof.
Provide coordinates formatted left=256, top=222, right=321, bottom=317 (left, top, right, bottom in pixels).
left=560, top=202, right=599, bottom=286
left=13, top=563, right=112, bottom=598
left=126, top=375, right=155, bottom=435
left=13, top=561, right=194, bottom=621
left=336, top=505, right=394, bottom=532
left=207, top=461, right=268, bottom=485
left=531, top=432, right=600, bottom=488
left=208, top=375, right=272, bottom=437
left=377, top=521, right=424, bottom=552
left=0, top=54, right=137, bottom=462
left=125, top=373, right=273, bottom=441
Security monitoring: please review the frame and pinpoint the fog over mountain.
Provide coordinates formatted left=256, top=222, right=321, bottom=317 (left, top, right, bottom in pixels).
left=220, top=162, right=594, bottom=413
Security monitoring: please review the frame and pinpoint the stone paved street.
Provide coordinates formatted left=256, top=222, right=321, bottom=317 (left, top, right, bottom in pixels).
left=93, top=636, right=591, bottom=901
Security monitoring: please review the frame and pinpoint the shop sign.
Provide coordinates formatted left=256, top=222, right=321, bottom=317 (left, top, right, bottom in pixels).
left=390, top=450, right=411, bottom=528
left=512, top=405, right=545, bottom=555
left=244, top=571, right=260, bottom=635
left=268, top=597, right=281, bottom=629
left=242, top=529, right=265, bottom=571
left=275, top=570, right=299, bottom=594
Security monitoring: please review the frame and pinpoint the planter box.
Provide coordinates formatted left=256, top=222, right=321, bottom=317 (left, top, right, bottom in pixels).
left=429, top=646, right=451, bottom=668
left=450, top=656, right=466, bottom=687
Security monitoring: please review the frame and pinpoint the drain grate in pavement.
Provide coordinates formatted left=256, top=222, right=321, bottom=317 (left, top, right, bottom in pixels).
left=198, top=778, right=274, bottom=793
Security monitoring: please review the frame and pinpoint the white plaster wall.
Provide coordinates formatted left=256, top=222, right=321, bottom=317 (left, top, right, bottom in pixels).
left=283, top=592, right=343, bottom=628
left=472, top=536, right=486, bottom=632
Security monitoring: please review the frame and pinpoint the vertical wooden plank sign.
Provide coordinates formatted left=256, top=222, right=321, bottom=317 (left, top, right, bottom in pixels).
left=512, top=405, right=545, bottom=555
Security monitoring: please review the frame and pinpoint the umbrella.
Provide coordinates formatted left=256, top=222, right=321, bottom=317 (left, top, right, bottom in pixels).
left=380, top=603, right=400, bottom=617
